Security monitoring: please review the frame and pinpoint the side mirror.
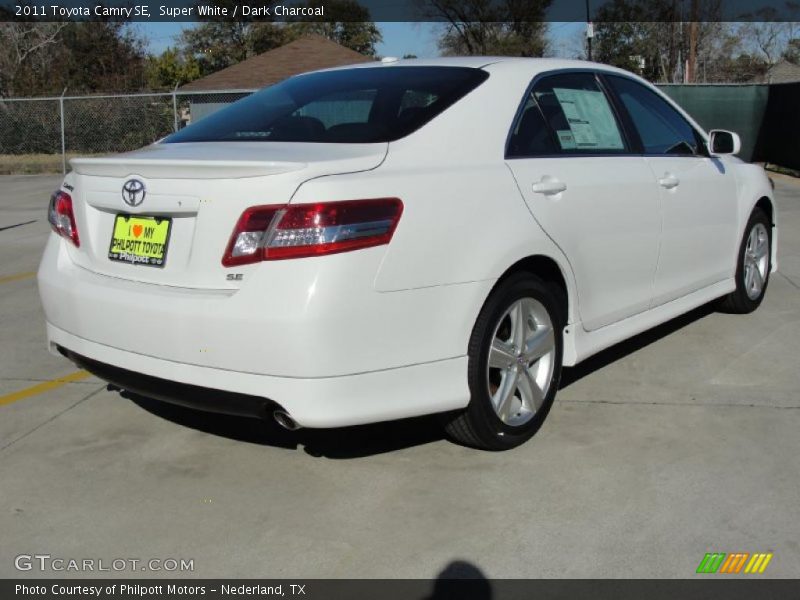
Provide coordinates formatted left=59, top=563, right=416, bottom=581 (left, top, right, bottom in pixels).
left=708, top=130, right=741, bottom=156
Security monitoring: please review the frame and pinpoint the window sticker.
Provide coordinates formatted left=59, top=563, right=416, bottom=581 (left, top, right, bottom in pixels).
left=552, top=87, right=625, bottom=150
left=556, top=130, right=577, bottom=149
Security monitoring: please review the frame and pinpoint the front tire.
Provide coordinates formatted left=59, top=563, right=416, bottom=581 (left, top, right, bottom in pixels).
left=444, top=273, right=564, bottom=451
left=718, top=207, right=772, bottom=314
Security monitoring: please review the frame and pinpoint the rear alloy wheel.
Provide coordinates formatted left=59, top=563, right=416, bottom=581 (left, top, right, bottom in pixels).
left=719, top=208, right=772, bottom=314
left=444, top=273, right=563, bottom=450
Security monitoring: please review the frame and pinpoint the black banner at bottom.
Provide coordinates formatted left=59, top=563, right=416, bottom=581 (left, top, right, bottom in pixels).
left=4, top=579, right=800, bottom=600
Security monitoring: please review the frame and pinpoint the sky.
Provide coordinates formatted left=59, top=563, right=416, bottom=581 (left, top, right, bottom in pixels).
left=139, top=21, right=587, bottom=59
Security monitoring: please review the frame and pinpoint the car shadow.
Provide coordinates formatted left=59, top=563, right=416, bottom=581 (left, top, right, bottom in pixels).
left=126, top=391, right=446, bottom=459
left=559, top=302, right=716, bottom=389
left=124, top=302, right=717, bottom=458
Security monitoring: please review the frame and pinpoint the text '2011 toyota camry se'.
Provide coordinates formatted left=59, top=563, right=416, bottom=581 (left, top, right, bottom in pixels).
left=38, top=58, right=777, bottom=450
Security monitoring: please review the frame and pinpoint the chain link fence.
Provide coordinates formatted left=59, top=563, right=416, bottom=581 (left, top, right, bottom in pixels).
left=2, top=84, right=799, bottom=174
left=0, top=90, right=256, bottom=174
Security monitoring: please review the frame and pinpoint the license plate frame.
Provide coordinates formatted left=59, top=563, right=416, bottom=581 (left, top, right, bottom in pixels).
left=108, top=214, right=172, bottom=268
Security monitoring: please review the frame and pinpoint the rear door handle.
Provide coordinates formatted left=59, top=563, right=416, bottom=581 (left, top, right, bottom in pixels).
left=532, top=177, right=567, bottom=195
left=658, top=173, right=680, bottom=189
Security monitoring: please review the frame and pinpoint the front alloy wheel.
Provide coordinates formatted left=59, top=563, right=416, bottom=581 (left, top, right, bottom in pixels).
left=719, top=207, right=772, bottom=314
left=743, top=222, right=769, bottom=301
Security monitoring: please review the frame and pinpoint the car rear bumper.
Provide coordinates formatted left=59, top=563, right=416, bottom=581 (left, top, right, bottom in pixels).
left=38, top=232, right=495, bottom=426
left=59, top=346, right=275, bottom=419
left=48, top=323, right=470, bottom=428
left=38, top=235, right=493, bottom=378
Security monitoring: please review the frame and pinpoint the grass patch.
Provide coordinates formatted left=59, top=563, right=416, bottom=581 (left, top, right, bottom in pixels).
left=0, top=153, right=107, bottom=175
left=0, top=154, right=65, bottom=175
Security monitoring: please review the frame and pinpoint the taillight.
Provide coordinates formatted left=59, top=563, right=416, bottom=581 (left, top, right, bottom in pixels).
left=47, top=190, right=80, bottom=247
left=222, top=198, right=403, bottom=266
left=221, top=205, right=283, bottom=267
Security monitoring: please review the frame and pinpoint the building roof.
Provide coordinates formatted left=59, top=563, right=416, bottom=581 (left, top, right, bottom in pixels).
left=179, top=34, right=374, bottom=92
left=766, top=60, right=800, bottom=84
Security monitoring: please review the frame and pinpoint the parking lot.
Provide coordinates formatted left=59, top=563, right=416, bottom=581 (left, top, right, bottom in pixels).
left=0, top=173, right=798, bottom=579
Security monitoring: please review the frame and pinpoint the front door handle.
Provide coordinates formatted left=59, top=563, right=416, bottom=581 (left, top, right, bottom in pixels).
left=532, top=177, right=567, bottom=195
left=658, top=173, right=680, bottom=189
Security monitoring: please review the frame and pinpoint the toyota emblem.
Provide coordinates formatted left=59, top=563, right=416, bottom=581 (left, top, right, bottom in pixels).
left=121, top=179, right=146, bottom=207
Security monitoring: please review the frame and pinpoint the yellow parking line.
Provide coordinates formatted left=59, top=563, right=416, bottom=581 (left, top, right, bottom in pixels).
left=0, top=371, right=91, bottom=407
left=0, top=271, right=36, bottom=285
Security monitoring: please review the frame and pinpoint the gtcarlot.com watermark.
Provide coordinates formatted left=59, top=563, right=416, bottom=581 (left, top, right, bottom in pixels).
left=15, top=554, right=194, bottom=573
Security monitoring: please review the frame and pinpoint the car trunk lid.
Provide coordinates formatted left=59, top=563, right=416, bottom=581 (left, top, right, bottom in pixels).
left=64, top=141, right=387, bottom=289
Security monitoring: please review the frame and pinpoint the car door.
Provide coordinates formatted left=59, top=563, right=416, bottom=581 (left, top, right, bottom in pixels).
left=505, top=71, right=661, bottom=331
left=603, top=74, right=739, bottom=307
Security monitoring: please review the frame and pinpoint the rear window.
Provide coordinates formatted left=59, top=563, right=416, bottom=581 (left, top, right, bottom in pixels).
left=165, top=67, right=489, bottom=144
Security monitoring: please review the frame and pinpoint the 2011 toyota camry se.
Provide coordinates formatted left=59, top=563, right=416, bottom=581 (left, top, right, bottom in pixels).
left=38, top=57, right=777, bottom=450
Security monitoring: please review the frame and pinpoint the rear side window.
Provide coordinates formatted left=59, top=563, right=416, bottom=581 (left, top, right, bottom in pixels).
left=165, top=67, right=489, bottom=144
left=509, top=72, right=627, bottom=157
left=606, top=75, right=701, bottom=155
left=507, top=99, right=558, bottom=156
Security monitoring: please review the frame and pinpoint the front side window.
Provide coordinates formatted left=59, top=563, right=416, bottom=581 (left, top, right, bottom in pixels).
left=509, top=72, right=628, bottom=157
left=165, top=67, right=488, bottom=144
left=606, top=75, right=701, bottom=155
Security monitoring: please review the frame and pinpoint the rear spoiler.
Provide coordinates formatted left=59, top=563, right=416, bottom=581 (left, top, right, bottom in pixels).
left=70, top=157, right=306, bottom=179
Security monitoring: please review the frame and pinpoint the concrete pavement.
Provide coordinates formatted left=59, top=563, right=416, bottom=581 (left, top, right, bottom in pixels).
left=0, top=174, right=798, bottom=579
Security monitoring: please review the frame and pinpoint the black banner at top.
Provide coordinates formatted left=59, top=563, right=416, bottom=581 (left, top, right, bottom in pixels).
left=2, top=0, right=800, bottom=22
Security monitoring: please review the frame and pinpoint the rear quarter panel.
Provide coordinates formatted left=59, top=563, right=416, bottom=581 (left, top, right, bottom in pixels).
left=291, top=61, right=579, bottom=323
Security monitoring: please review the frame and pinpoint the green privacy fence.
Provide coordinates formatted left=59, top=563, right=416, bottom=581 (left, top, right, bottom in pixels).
left=657, top=82, right=800, bottom=171
left=657, top=84, right=768, bottom=163
left=759, top=82, right=800, bottom=172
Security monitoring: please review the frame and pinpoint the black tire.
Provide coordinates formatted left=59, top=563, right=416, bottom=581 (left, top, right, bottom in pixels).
left=443, top=272, right=564, bottom=451
left=718, top=207, right=772, bottom=314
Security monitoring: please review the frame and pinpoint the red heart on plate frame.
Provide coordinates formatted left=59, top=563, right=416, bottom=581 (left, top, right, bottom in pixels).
left=132, top=224, right=143, bottom=238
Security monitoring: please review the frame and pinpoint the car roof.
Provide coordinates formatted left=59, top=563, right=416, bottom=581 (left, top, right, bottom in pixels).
left=289, top=56, right=709, bottom=147
left=316, top=56, right=631, bottom=76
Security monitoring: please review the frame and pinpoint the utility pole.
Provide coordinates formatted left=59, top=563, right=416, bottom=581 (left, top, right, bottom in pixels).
left=59, top=88, right=67, bottom=175
left=172, top=83, right=179, bottom=132
left=586, top=0, right=593, bottom=61
left=687, top=0, right=699, bottom=83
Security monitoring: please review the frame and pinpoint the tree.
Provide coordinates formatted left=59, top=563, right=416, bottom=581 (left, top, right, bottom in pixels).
left=284, top=0, right=382, bottom=56
left=784, top=38, right=800, bottom=63
left=593, top=0, right=800, bottom=83
left=594, top=0, right=694, bottom=82
left=0, top=22, right=66, bottom=96
left=713, top=53, right=770, bottom=83
left=55, top=22, right=148, bottom=92
left=180, top=0, right=381, bottom=76
left=180, top=22, right=288, bottom=75
left=736, top=8, right=799, bottom=66
left=592, top=0, right=777, bottom=83
left=421, top=0, right=551, bottom=57
left=0, top=21, right=146, bottom=96
left=145, top=47, right=204, bottom=89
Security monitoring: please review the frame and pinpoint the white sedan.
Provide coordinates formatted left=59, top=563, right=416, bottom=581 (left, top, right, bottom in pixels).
left=38, top=58, right=776, bottom=450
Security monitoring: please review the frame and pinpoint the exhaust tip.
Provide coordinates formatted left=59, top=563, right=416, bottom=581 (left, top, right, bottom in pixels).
left=273, top=410, right=301, bottom=431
